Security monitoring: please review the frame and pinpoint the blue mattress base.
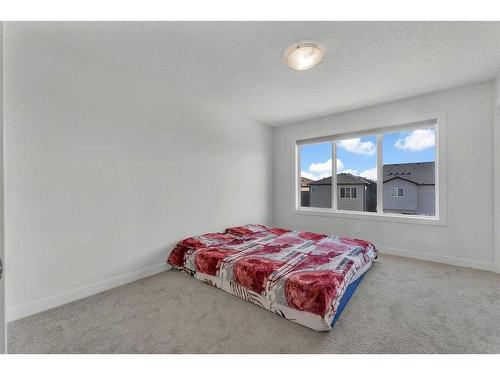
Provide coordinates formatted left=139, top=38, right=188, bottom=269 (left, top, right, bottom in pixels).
left=331, top=274, right=365, bottom=327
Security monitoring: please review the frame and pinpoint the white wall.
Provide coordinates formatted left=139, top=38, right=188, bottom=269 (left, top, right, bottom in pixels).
left=273, top=81, right=496, bottom=272
left=494, top=75, right=500, bottom=273
left=4, top=24, right=272, bottom=320
left=0, top=23, right=6, bottom=352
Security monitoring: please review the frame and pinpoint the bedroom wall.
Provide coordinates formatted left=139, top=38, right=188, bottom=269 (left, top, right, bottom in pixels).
left=494, top=75, right=500, bottom=273
left=4, top=24, right=273, bottom=320
left=0, top=23, right=6, bottom=352
left=273, top=81, right=496, bottom=272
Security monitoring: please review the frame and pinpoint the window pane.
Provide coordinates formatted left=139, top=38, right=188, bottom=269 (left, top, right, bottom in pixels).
left=300, top=142, right=332, bottom=208
left=340, top=187, right=345, bottom=198
left=345, top=188, right=351, bottom=198
left=383, top=127, right=436, bottom=216
left=335, top=135, right=377, bottom=212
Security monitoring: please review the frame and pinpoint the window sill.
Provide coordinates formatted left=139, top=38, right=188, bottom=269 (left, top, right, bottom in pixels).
left=293, top=207, right=446, bottom=226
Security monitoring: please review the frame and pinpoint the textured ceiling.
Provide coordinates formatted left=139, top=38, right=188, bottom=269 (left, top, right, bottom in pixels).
left=9, top=21, right=500, bottom=125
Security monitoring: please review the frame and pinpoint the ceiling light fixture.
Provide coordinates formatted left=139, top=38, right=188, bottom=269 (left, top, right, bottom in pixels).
left=283, top=42, right=325, bottom=71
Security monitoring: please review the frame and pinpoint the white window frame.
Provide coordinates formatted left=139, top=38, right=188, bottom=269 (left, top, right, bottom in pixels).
left=345, top=187, right=351, bottom=199
left=340, top=187, right=345, bottom=199
left=391, top=187, right=404, bottom=197
left=339, top=187, right=356, bottom=199
left=294, top=114, right=447, bottom=226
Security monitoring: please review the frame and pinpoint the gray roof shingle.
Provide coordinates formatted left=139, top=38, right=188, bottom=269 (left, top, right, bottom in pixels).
left=383, top=162, right=435, bottom=185
left=309, top=173, right=376, bottom=186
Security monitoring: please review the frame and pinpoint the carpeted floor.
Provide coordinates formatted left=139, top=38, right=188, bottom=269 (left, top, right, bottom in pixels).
left=7, top=254, right=500, bottom=354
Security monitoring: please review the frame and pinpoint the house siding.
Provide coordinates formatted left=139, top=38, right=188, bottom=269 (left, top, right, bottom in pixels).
left=337, top=185, right=365, bottom=211
left=300, top=190, right=310, bottom=207
left=417, top=184, right=435, bottom=215
left=309, top=178, right=433, bottom=214
left=383, top=178, right=418, bottom=213
left=383, top=177, right=435, bottom=215
left=309, top=185, right=331, bottom=208
left=309, top=184, right=368, bottom=211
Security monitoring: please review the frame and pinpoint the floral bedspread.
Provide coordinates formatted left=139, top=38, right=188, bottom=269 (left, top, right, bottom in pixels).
left=167, top=224, right=376, bottom=331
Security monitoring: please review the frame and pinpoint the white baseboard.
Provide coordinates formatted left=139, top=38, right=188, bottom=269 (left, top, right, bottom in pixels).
left=378, top=246, right=495, bottom=272
left=7, top=263, right=171, bottom=322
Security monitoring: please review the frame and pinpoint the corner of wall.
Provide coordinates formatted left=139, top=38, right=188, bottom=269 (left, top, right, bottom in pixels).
left=494, top=75, right=500, bottom=273
left=1, top=21, right=6, bottom=352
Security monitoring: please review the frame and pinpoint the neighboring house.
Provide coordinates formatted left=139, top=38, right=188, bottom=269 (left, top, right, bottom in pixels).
left=305, top=162, right=434, bottom=214
left=300, top=177, right=313, bottom=206
left=383, top=162, right=435, bottom=215
left=308, top=173, right=377, bottom=211
left=301, top=177, right=313, bottom=191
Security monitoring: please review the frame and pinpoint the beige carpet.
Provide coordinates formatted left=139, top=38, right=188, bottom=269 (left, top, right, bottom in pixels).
left=7, top=254, right=500, bottom=353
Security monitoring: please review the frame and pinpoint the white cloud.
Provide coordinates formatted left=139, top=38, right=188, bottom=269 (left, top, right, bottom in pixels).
left=341, top=168, right=359, bottom=175
left=336, top=158, right=344, bottom=172
left=301, top=158, right=331, bottom=181
left=359, top=167, right=377, bottom=181
left=309, top=158, right=332, bottom=174
left=302, top=158, right=344, bottom=181
left=338, top=138, right=376, bottom=156
left=394, top=128, right=435, bottom=151
left=302, top=157, right=377, bottom=182
left=300, top=171, right=317, bottom=180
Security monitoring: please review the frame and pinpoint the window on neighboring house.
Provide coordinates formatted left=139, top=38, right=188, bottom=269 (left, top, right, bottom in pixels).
left=345, top=187, right=351, bottom=199
left=339, top=187, right=357, bottom=199
left=296, top=120, right=439, bottom=220
left=391, top=187, right=404, bottom=197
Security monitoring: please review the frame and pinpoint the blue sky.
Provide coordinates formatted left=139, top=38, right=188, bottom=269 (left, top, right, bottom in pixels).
left=300, top=128, right=435, bottom=181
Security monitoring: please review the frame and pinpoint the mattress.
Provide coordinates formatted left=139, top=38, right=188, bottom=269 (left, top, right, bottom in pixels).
left=167, top=224, right=377, bottom=331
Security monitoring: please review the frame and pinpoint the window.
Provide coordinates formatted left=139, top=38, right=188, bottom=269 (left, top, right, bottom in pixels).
left=336, top=135, right=377, bottom=212
left=391, top=187, right=404, bottom=197
left=340, top=187, right=357, bottom=199
left=299, top=141, right=332, bottom=208
left=345, top=188, right=351, bottom=199
left=296, top=119, right=440, bottom=221
left=383, top=126, right=436, bottom=216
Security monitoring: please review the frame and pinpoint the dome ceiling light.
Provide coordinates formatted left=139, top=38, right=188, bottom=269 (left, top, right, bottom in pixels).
left=283, top=42, right=325, bottom=71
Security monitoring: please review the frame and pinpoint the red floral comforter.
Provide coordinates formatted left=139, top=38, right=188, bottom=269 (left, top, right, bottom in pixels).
left=167, top=224, right=376, bottom=331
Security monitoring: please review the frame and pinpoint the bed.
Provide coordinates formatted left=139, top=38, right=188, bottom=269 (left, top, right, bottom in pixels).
left=167, top=224, right=377, bottom=331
